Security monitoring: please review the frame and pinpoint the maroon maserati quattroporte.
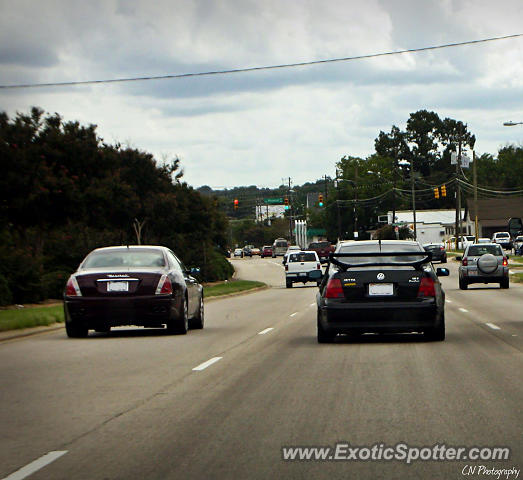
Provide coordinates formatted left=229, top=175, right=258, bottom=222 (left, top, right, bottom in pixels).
left=63, top=246, right=204, bottom=338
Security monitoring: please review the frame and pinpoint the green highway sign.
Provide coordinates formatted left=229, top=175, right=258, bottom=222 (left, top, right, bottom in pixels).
left=264, top=198, right=284, bottom=204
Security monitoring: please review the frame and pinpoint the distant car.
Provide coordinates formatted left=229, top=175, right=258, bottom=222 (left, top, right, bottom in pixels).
left=261, top=246, right=273, bottom=258
left=285, top=251, right=322, bottom=288
left=272, top=238, right=290, bottom=257
left=243, top=245, right=254, bottom=257
left=282, top=245, right=302, bottom=265
left=251, top=247, right=261, bottom=256
left=457, top=243, right=509, bottom=289
left=233, top=248, right=243, bottom=257
left=477, top=237, right=491, bottom=244
left=447, top=236, right=474, bottom=250
left=491, top=232, right=512, bottom=250
left=308, top=241, right=334, bottom=263
left=63, top=246, right=204, bottom=337
left=423, top=243, right=447, bottom=263
left=514, top=235, right=523, bottom=255
left=317, top=240, right=449, bottom=343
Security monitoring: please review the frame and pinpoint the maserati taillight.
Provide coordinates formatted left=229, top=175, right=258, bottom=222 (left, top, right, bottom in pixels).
left=155, top=275, right=173, bottom=295
left=65, top=276, right=82, bottom=297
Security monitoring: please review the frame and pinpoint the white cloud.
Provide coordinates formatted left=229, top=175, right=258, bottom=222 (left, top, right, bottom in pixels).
left=0, top=0, right=522, bottom=188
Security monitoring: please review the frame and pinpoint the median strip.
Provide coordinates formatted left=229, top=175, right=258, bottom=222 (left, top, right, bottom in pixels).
left=192, top=357, right=223, bottom=371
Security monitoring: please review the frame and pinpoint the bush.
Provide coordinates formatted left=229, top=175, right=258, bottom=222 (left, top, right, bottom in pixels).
left=0, top=274, right=12, bottom=306
left=41, top=270, right=70, bottom=299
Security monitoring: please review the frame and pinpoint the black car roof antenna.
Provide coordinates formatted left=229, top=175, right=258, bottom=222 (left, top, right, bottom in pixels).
left=379, top=239, right=382, bottom=252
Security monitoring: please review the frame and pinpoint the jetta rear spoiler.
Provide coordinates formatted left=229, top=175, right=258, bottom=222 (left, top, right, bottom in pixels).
left=328, top=251, right=432, bottom=271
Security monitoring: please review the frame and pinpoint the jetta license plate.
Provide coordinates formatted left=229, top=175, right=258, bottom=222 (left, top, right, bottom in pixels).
left=368, top=283, right=394, bottom=296
left=107, top=281, right=129, bottom=292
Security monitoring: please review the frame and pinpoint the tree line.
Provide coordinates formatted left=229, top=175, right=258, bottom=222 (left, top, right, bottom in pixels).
left=0, top=107, right=233, bottom=305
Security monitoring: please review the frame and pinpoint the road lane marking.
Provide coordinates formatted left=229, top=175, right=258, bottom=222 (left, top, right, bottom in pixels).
left=459, top=308, right=469, bottom=313
left=309, top=303, right=315, bottom=307
left=290, top=312, right=298, bottom=317
left=192, top=357, right=223, bottom=371
left=258, top=328, right=274, bottom=335
left=446, top=299, right=452, bottom=303
left=2, top=451, right=68, bottom=480
left=486, top=323, right=501, bottom=330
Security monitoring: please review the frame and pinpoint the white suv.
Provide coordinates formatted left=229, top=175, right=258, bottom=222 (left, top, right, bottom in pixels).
left=491, top=232, right=512, bottom=250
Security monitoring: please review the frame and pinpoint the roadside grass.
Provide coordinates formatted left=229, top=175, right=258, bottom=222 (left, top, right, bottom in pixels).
left=0, top=305, right=64, bottom=332
left=511, top=273, right=523, bottom=283
left=204, top=280, right=266, bottom=297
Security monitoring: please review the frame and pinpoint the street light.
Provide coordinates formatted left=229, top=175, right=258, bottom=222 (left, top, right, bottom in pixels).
left=503, top=121, right=523, bottom=126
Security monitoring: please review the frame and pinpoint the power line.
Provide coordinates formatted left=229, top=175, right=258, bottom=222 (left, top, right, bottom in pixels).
left=1, top=33, right=522, bottom=89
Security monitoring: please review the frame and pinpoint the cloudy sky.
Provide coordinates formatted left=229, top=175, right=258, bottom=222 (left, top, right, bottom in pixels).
left=1, top=0, right=522, bottom=189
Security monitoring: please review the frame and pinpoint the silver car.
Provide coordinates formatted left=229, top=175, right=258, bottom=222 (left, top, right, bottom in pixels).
left=457, top=243, right=509, bottom=289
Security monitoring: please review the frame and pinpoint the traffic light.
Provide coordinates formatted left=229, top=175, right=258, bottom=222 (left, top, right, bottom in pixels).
left=233, top=199, right=239, bottom=210
left=284, top=197, right=289, bottom=210
left=434, top=187, right=440, bottom=199
left=318, top=193, right=324, bottom=207
left=441, top=185, right=447, bottom=197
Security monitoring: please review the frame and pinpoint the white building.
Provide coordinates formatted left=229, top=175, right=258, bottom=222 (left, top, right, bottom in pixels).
left=388, top=209, right=472, bottom=245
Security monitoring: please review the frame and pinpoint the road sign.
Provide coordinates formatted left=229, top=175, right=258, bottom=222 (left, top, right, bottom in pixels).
left=264, top=198, right=283, bottom=204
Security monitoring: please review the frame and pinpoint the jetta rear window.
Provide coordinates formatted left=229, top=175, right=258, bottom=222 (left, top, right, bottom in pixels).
left=337, top=243, right=424, bottom=264
left=82, top=250, right=165, bottom=268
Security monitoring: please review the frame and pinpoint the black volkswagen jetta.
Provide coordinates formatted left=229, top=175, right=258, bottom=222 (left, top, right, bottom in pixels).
left=317, top=240, right=449, bottom=343
left=64, top=246, right=204, bottom=338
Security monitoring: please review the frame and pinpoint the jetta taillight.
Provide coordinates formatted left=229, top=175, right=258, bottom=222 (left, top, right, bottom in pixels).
left=325, top=278, right=344, bottom=299
left=155, top=275, right=173, bottom=295
left=502, top=257, right=508, bottom=267
left=65, top=276, right=82, bottom=297
left=462, top=257, right=468, bottom=266
left=417, top=277, right=436, bottom=297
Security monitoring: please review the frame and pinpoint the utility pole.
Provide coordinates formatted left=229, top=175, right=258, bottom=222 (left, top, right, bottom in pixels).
left=288, top=177, right=293, bottom=243
left=473, top=150, right=478, bottom=241
left=392, top=153, right=397, bottom=226
left=410, top=158, right=417, bottom=240
left=454, top=139, right=462, bottom=250
left=353, top=163, right=358, bottom=239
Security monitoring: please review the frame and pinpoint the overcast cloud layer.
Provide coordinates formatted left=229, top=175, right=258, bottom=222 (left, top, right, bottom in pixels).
left=1, top=0, right=522, bottom=188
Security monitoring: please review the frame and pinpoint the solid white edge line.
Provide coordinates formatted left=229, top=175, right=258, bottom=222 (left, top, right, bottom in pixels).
left=192, top=357, right=223, bottom=371
left=290, top=312, right=298, bottom=317
left=258, top=327, right=274, bottom=335
left=486, top=323, right=501, bottom=330
left=459, top=308, right=469, bottom=313
left=3, top=451, right=68, bottom=480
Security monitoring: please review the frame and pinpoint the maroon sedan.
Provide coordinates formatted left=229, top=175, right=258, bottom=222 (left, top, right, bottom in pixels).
left=261, top=245, right=273, bottom=258
left=63, top=246, right=204, bottom=337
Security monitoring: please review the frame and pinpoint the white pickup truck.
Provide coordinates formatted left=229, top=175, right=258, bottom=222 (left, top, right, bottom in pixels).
left=285, top=251, right=323, bottom=288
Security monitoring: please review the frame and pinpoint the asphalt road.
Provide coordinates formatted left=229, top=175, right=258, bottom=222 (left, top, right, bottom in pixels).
left=0, top=257, right=521, bottom=479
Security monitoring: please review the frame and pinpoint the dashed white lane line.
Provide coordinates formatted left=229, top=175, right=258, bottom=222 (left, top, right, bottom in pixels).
left=446, top=299, right=453, bottom=303
left=2, top=451, right=68, bottom=480
left=486, top=323, right=501, bottom=330
left=258, top=327, right=274, bottom=335
left=309, top=303, right=316, bottom=307
left=459, top=308, right=469, bottom=313
left=192, top=357, right=223, bottom=371
left=290, top=312, right=298, bottom=317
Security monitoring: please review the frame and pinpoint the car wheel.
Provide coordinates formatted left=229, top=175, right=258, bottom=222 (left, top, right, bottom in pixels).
left=500, top=278, right=509, bottom=289
left=425, top=315, right=445, bottom=341
left=190, top=296, right=204, bottom=329
left=459, top=278, right=468, bottom=290
left=286, top=280, right=292, bottom=288
left=65, top=320, right=88, bottom=338
left=441, top=256, right=447, bottom=264
left=167, top=297, right=188, bottom=334
left=316, top=280, right=322, bottom=287
left=317, top=311, right=335, bottom=343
